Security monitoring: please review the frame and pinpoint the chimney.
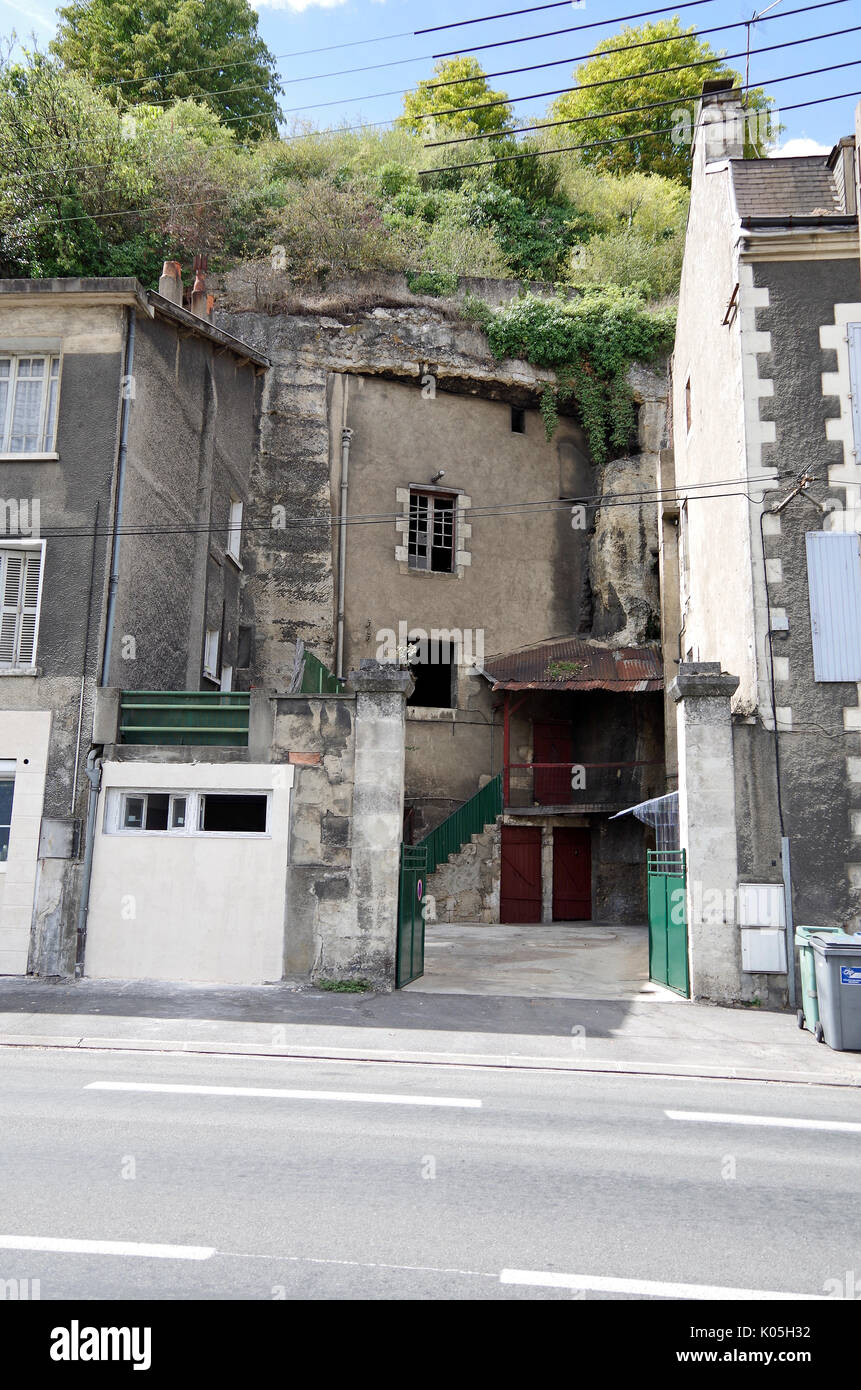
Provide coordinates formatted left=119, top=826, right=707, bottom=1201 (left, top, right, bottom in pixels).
left=695, top=80, right=746, bottom=166
left=190, top=254, right=210, bottom=320
left=158, top=260, right=183, bottom=305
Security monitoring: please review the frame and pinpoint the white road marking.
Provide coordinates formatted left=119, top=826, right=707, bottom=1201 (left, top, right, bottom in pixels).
left=85, top=1081, right=481, bottom=1108
left=500, top=1270, right=825, bottom=1300
left=0, top=1235, right=214, bottom=1260
left=666, top=1109, right=861, bottom=1133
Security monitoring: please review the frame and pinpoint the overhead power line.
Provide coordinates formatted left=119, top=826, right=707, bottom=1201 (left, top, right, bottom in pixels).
left=424, top=52, right=861, bottom=150
left=424, top=0, right=847, bottom=90
left=418, top=83, right=861, bottom=173
left=433, top=0, right=722, bottom=59
left=414, top=21, right=859, bottom=123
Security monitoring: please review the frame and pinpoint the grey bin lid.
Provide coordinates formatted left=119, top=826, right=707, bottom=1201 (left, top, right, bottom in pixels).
left=809, top=933, right=861, bottom=953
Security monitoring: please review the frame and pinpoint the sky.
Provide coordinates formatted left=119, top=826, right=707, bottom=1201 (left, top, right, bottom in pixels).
left=1, top=0, right=858, bottom=157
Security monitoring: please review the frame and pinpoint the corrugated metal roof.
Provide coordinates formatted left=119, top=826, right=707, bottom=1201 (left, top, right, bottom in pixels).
left=482, top=637, right=663, bottom=692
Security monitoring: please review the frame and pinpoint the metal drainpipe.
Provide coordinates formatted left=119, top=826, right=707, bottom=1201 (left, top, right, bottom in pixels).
left=335, top=425, right=353, bottom=679
left=75, top=307, right=135, bottom=976
left=74, top=748, right=102, bottom=976
left=101, top=307, right=135, bottom=685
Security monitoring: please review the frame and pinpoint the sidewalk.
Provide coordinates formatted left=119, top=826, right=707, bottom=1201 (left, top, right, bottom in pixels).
left=1, top=976, right=860, bottom=1086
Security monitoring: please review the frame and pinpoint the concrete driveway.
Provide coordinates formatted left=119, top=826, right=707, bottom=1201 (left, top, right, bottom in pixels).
left=404, top=922, right=684, bottom=1001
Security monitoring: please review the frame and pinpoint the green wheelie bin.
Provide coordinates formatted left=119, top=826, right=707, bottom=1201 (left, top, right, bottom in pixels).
left=795, top=925, right=846, bottom=1039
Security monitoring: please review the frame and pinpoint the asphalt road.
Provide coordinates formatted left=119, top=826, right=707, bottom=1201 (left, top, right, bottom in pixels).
left=0, top=1046, right=859, bottom=1300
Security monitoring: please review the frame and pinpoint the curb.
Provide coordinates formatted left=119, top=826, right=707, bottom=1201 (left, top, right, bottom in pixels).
left=1, top=1033, right=859, bottom=1087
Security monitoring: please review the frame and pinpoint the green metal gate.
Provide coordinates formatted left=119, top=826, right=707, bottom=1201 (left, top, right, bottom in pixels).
left=397, top=843, right=427, bottom=988
left=647, top=848, right=689, bottom=997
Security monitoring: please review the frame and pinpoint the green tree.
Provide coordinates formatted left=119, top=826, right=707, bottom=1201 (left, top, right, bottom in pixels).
left=51, top=0, right=281, bottom=138
left=399, top=56, right=513, bottom=139
left=546, top=19, right=773, bottom=182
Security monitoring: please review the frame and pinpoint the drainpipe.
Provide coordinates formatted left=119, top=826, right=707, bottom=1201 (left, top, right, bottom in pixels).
left=335, top=425, right=353, bottom=679
left=101, top=307, right=135, bottom=685
left=74, top=747, right=103, bottom=976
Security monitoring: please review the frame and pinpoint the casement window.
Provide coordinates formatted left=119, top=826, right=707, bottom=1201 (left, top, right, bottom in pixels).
left=227, top=499, right=243, bottom=564
left=111, top=789, right=269, bottom=837
left=849, top=323, right=861, bottom=462
left=0, top=761, right=14, bottom=863
left=0, top=354, right=60, bottom=454
left=0, top=544, right=44, bottom=668
left=510, top=406, right=525, bottom=435
left=408, top=643, right=455, bottom=709
left=408, top=490, right=455, bottom=573
left=203, top=627, right=220, bottom=681
left=806, top=531, right=861, bottom=681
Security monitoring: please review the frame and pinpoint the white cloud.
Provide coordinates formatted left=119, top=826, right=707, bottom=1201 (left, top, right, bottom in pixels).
left=255, top=0, right=351, bottom=10
left=769, top=137, right=831, bottom=159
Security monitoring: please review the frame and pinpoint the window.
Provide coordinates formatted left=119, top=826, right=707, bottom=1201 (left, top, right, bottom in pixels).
left=203, top=627, right=220, bottom=681
left=806, top=531, right=861, bottom=681
left=227, top=499, right=243, bottom=563
left=114, top=790, right=268, bottom=836
left=199, top=794, right=267, bottom=833
left=0, top=545, right=43, bottom=668
left=850, top=323, right=861, bottom=462
left=510, top=406, right=525, bottom=434
left=408, top=641, right=455, bottom=708
left=0, top=355, right=60, bottom=453
left=408, top=490, right=455, bottom=573
left=0, top=762, right=14, bottom=863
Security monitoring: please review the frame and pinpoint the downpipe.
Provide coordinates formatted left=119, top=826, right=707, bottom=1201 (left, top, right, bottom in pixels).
left=335, top=425, right=353, bottom=679
left=74, top=748, right=103, bottom=977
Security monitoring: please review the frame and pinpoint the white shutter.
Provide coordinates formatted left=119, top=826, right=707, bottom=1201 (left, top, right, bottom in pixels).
left=849, top=323, right=861, bottom=464
left=806, top=531, right=861, bottom=681
left=16, top=550, right=42, bottom=664
left=0, top=547, right=43, bottom=667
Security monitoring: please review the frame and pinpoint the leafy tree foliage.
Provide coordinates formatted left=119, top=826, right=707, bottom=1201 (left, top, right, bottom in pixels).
left=399, top=57, right=513, bottom=138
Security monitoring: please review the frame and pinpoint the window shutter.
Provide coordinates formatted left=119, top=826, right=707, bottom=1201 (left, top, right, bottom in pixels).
left=16, top=550, right=42, bottom=664
left=806, top=531, right=861, bottom=681
left=850, top=323, right=861, bottom=464
left=0, top=552, right=21, bottom=664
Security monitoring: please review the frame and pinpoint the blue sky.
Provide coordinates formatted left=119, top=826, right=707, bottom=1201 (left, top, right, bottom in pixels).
left=1, top=0, right=858, bottom=155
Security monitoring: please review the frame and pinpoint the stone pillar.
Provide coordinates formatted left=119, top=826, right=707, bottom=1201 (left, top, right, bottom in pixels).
left=670, top=662, right=741, bottom=1002
left=345, top=659, right=413, bottom=988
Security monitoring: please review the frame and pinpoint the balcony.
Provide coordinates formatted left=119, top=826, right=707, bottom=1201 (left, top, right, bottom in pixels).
left=119, top=691, right=250, bottom=747
left=504, top=760, right=665, bottom=813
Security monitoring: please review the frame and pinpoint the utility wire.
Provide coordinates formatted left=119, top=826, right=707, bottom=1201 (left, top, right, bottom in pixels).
left=424, top=55, right=860, bottom=150
left=419, top=83, right=861, bottom=172
left=415, top=21, right=858, bottom=122
left=433, top=0, right=722, bottom=58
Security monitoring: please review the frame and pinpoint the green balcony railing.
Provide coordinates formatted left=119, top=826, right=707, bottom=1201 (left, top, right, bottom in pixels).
left=119, top=691, right=250, bottom=746
left=418, top=772, right=503, bottom=875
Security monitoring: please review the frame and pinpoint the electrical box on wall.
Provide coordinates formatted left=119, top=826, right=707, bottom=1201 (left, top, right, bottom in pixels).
left=738, top=882, right=787, bottom=973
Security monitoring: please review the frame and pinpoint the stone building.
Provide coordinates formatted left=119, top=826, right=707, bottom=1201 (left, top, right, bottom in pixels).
left=666, top=84, right=861, bottom=1003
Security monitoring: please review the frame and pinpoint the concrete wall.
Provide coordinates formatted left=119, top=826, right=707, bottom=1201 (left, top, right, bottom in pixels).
left=85, top=759, right=293, bottom=984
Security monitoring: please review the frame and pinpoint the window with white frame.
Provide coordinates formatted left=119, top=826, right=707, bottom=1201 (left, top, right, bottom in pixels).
left=110, top=789, right=269, bottom=836
left=0, top=760, right=14, bottom=862
left=0, top=544, right=44, bottom=668
left=849, top=323, right=861, bottom=462
left=0, top=355, right=60, bottom=454
left=227, top=498, right=243, bottom=563
left=408, top=490, right=455, bottom=573
left=203, top=627, right=220, bottom=681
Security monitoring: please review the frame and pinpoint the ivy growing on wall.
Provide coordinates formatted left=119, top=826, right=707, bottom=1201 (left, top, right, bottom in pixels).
left=465, top=288, right=675, bottom=462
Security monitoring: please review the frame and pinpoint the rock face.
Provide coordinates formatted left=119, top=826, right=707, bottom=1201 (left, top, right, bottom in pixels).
left=212, top=269, right=668, bottom=688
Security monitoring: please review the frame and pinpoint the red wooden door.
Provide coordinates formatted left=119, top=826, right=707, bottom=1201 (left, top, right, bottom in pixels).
left=500, top=826, right=542, bottom=923
left=553, top=828, right=591, bottom=920
left=533, top=722, right=573, bottom=805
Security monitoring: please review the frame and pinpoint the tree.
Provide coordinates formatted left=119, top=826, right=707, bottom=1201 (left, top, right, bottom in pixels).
left=51, top=0, right=281, bottom=138
left=399, top=57, right=513, bottom=139
left=546, top=19, right=773, bottom=182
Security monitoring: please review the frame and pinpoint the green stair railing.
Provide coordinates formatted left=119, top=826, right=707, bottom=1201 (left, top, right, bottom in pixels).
left=299, top=651, right=345, bottom=694
left=418, top=772, right=503, bottom=875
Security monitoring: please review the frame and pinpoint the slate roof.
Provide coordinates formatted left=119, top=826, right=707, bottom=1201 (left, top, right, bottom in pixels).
left=730, top=157, right=845, bottom=220
left=481, top=637, right=663, bottom=693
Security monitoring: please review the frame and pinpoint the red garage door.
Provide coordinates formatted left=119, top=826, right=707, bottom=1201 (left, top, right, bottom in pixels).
left=500, top=826, right=542, bottom=923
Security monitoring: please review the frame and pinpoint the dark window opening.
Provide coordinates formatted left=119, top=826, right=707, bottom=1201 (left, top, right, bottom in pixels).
left=144, top=793, right=169, bottom=831
left=408, top=491, right=455, bottom=573
left=511, top=406, right=525, bottom=434
left=199, top=793, right=267, bottom=833
left=408, top=645, right=455, bottom=708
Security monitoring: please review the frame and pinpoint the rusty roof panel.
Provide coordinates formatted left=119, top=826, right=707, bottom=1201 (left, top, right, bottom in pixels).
left=483, top=637, right=663, bottom=692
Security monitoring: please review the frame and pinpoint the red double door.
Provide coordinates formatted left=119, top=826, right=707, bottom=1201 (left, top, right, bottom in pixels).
left=500, top=825, right=591, bottom=923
